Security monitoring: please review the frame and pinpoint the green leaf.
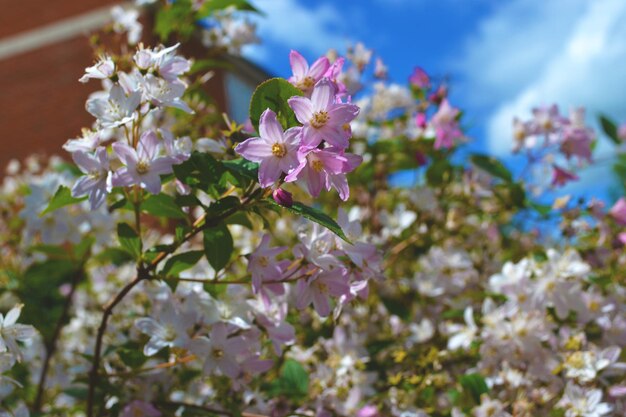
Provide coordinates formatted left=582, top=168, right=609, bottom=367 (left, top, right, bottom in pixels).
left=40, top=186, right=86, bottom=216
left=173, top=152, right=224, bottom=195
left=222, top=158, right=259, bottom=181
left=425, top=158, right=453, bottom=186
left=117, top=223, right=142, bottom=260
left=17, top=260, right=79, bottom=345
left=154, top=0, right=195, bottom=41
left=267, top=200, right=350, bottom=243
left=460, top=373, right=489, bottom=404
left=268, top=359, right=309, bottom=399
left=206, top=196, right=241, bottom=218
left=470, top=154, right=513, bottom=182
left=249, top=78, right=304, bottom=131
left=599, top=114, right=621, bottom=144
left=142, top=193, right=187, bottom=219
left=161, top=251, right=204, bottom=277
left=203, top=223, right=233, bottom=271
left=198, top=0, right=261, bottom=16
left=529, top=201, right=552, bottom=217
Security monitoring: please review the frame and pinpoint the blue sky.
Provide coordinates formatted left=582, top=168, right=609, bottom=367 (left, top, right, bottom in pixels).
left=241, top=0, right=626, bottom=200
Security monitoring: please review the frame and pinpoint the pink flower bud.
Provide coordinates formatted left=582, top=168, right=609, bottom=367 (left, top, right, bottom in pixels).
left=609, top=197, right=626, bottom=225
left=415, top=112, right=427, bottom=129
left=273, top=188, right=293, bottom=207
left=409, top=67, right=430, bottom=89
left=415, top=151, right=428, bottom=167
left=618, top=123, right=626, bottom=141
left=357, top=405, right=379, bottom=417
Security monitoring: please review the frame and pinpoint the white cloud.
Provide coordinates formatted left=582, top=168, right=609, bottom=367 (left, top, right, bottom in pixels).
left=244, top=0, right=349, bottom=64
left=458, top=0, right=626, bottom=156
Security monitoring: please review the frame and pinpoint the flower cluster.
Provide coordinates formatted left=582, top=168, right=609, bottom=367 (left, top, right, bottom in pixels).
left=236, top=50, right=363, bottom=201
left=512, top=105, right=596, bottom=188
left=68, top=43, right=193, bottom=208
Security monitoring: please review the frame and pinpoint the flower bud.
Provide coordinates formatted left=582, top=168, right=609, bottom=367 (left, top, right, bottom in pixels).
left=273, top=188, right=293, bottom=207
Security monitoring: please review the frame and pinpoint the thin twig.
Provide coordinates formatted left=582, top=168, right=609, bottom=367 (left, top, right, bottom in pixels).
left=86, top=270, right=149, bottom=417
left=33, top=269, right=83, bottom=412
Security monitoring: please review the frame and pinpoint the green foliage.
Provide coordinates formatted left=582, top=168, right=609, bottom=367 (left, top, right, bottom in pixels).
left=470, top=154, right=513, bottom=182
left=267, top=359, right=309, bottom=400
left=173, top=152, right=226, bottom=198
left=203, top=223, right=233, bottom=271
left=599, top=114, right=621, bottom=144
left=426, top=158, right=453, bottom=186
left=267, top=200, right=350, bottom=243
left=117, top=223, right=142, bottom=260
left=161, top=251, right=204, bottom=277
left=197, top=0, right=261, bottom=16
left=460, top=373, right=489, bottom=404
left=154, top=0, right=195, bottom=41
left=249, top=78, right=304, bottom=131
left=40, top=186, right=86, bottom=216
left=17, top=260, right=80, bottom=345
left=142, top=193, right=188, bottom=219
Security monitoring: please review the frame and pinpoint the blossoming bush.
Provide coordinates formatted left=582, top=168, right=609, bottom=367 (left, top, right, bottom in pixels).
left=2, top=1, right=626, bottom=417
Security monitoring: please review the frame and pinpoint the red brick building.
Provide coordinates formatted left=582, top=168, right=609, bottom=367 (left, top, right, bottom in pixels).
left=0, top=1, right=267, bottom=170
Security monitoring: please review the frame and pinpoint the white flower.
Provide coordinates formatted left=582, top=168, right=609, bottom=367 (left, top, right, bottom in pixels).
left=473, top=396, right=511, bottom=417
left=447, top=307, right=478, bottom=351
left=0, top=305, right=36, bottom=361
left=135, top=302, right=194, bottom=356
left=557, top=382, right=612, bottom=417
left=79, top=55, right=115, bottom=83
left=86, top=84, right=141, bottom=129
left=111, top=6, right=142, bottom=45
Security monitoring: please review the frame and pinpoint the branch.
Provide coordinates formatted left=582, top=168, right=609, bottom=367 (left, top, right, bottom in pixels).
left=86, top=268, right=149, bottom=417
left=33, top=269, right=83, bottom=412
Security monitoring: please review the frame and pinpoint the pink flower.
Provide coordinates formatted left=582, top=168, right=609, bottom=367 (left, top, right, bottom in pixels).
left=374, top=58, right=387, bottom=79
left=288, top=50, right=330, bottom=94
left=120, top=400, right=161, bottom=417
left=551, top=164, right=579, bottom=187
left=610, top=198, right=626, bottom=225
left=112, top=130, right=177, bottom=194
left=618, top=123, right=626, bottom=141
left=323, top=57, right=347, bottom=96
left=531, top=104, right=566, bottom=135
left=189, top=323, right=247, bottom=378
left=357, top=405, right=380, bottom=417
left=431, top=99, right=462, bottom=149
left=296, top=268, right=350, bottom=317
left=247, top=234, right=288, bottom=296
left=288, top=78, right=359, bottom=149
left=415, top=112, right=427, bottom=129
left=560, top=126, right=593, bottom=162
left=285, top=148, right=360, bottom=200
left=409, top=67, right=430, bottom=89
left=71, top=147, right=112, bottom=209
left=235, top=109, right=301, bottom=187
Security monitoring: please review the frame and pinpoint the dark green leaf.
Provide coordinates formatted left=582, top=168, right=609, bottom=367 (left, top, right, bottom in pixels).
left=222, top=158, right=259, bottom=181
left=249, top=78, right=303, bottom=131
left=198, top=0, right=261, bottom=16
left=117, top=223, right=142, bottom=260
left=142, top=193, right=187, bottom=219
left=206, top=196, right=241, bottom=217
left=40, top=186, right=86, bottom=216
left=203, top=223, right=233, bottom=271
left=267, top=200, right=350, bottom=242
left=17, top=260, right=79, bottom=344
left=599, top=114, right=620, bottom=144
left=460, top=373, right=489, bottom=404
left=161, top=251, right=204, bottom=277
left=425, top=158, right=453, bottom=186
left=470, top=154, right=513, bottom=182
